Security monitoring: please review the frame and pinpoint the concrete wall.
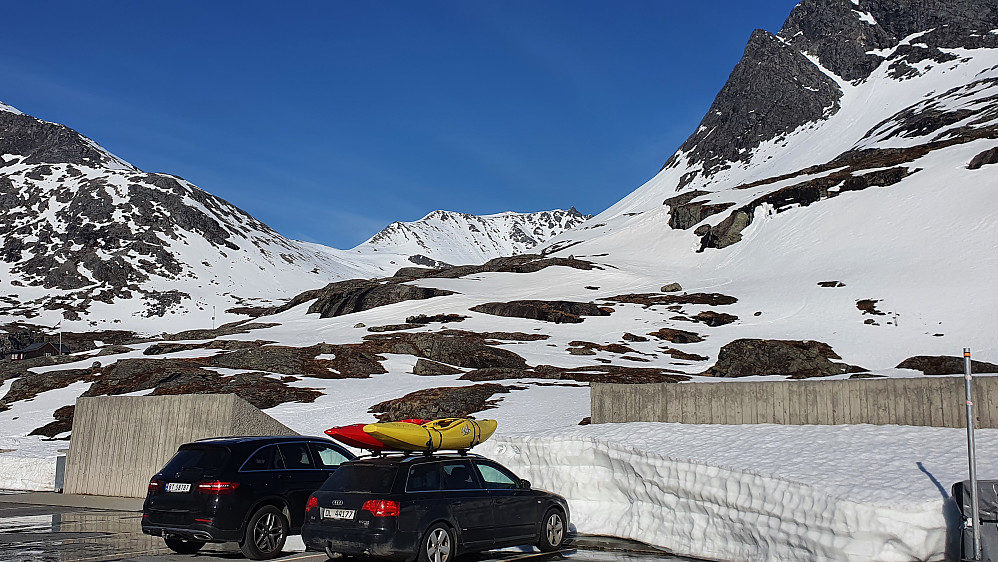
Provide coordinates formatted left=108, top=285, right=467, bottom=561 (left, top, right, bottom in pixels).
left=64, top=394, right=297, bottom=498
left=592, top=375, right=998, bottom=428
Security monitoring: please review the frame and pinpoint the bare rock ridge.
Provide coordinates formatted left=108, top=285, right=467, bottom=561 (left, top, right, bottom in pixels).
left=664, top=0, right=998, bottom=189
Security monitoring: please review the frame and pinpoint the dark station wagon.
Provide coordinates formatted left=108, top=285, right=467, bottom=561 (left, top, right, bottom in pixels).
left=302, top=452, right=570, bottom=562
left=142, top=435, right=355, bottom=559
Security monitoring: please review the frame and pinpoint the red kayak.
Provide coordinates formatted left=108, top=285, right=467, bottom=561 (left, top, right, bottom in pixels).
left=325, top=419, right=427, bottom=450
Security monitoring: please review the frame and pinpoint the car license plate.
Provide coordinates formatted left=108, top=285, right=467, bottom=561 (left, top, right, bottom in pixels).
left=165, top=482, right=191, bottom=493
left=322, top=508, right=355, bottom=520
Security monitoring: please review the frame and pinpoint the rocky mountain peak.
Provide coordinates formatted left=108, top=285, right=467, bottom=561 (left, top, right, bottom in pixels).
left=662, top=0, right=998, bottom=190
left=0, top=103, right=133, bottom=170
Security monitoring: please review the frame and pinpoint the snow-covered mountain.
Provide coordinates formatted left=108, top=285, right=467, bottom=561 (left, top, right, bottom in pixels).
left=0, top=105, right=586, bottom=330
left=351, top=208, right=590, bottom=268
left=3, top=1, right=998, bottom=559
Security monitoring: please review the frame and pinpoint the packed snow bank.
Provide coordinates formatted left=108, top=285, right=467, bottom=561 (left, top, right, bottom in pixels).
left=0, top=454, right=56, bottom=491
left=477, top=423, right=998, bottom=562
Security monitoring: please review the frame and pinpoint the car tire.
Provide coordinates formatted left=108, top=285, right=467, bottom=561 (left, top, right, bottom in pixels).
left=538, top=508, right=565, bottom=552
left=417, top=523, right=454, bottom=562
left=163, top=536, right=205, bottom=554
left=239, top=505, right=289, bottom=560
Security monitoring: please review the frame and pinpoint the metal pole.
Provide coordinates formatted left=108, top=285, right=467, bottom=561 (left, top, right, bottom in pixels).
left=965, top=347, right=981, bottom=560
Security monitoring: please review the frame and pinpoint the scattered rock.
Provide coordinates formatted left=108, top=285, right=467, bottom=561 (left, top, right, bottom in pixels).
left=605, top=293, right=738, bottom=307
left=568, top=347, right=596, bottom=356
left=470, top=300, right=612, bottom=324
left=533, top=364, right=689, bottom=384
left=896, top=356, right=998, bottom=376
left=568, top=341, right=638, bottom=355
left=706, top=339, right=865, bottom=378
left=660, top=283, right=683, bottom=292
left=578, top=417, right=591, bottom=425
left=406, top=314, right=467, bottom=325
left=367, top=323, right=423, bottom=333
left=856, top=299, right=886, bottom=315
left=690, top=311, right=738, bottom=327
left=648, top=328, right=705, bottom=344
left=818, top=281, right=846, bottom=288
left=622, top=333, right=649, bottom=342
left=661, top=348, right=709, bottom=361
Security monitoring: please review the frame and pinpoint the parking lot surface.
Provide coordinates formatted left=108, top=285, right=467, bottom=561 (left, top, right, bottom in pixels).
left=0, top=492, right=690, bottom=562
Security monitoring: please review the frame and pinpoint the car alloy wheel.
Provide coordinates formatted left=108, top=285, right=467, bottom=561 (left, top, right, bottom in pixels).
left=419, top=524, right=453, bottom=562
left=539, top=509, right=565, bottom=551
left=239, top=505, right=288, bottom=560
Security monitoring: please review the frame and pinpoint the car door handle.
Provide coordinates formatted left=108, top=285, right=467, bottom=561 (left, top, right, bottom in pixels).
left=495, top=499, right=506, bottom=505
left=278, top=474, right=292, bottom=480
left=453, top=501, right=462, bottom=506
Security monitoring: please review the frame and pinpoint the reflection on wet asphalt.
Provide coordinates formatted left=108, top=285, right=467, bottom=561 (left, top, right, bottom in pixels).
left=0, top=498, right=692, bottom=562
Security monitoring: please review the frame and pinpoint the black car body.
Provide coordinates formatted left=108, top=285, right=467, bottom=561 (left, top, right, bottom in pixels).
left=302, top=452, right=570, bottom=562
left=142, top=435, right=355, bottom=559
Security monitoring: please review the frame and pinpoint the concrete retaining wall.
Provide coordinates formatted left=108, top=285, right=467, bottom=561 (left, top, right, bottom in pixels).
left=592, top=375, right=998, bottom=428
left=64, top=394, right=297, bottom=498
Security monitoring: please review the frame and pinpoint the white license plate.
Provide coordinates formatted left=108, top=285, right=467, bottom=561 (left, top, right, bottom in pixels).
left=165, top=482, right=191, bottom=493
left=322, top=508, right=355, bottom=520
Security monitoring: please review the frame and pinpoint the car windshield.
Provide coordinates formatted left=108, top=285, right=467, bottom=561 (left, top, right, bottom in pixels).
left=319, top=464, right=396, bottom=493
left=161, top=445, right=229, bottom=474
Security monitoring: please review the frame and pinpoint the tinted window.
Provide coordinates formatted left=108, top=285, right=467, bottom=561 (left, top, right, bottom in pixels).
left=311, top=443, right=350, bottom=469
left=162, top=446, right=228, bottom=473
left=476, top=462, right=519, bottom=489
left=441, top=461, right=480, bottom=490
left=278, top=442, right=314, bottom=469
left=320, top=464, right=396, bottom=493
left=243, top=445, right=285, bottom=471
left=407, top=463, right=441, bottom=492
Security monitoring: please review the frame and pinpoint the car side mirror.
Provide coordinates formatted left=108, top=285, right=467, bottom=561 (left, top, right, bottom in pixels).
left=519, top=479, right=531, bottom=489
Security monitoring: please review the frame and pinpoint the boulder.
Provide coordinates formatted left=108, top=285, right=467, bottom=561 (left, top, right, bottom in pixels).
left=706, top=338, right=864, bottom=378
left=896, top=356, right=998, bottom=375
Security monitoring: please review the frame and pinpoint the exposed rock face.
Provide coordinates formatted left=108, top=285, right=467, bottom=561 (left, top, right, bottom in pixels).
left=663, top=29, right=842, bottom=185
left=605, top=293, right=738, bottom=307
left=29, top=405, right=76, bottom=438
left=274, top=279, right=455, bottom=319
left=781, top=0, right=998, bottom=82
left=896, top=356, right=998, bottom=375
left=412, top=359, right=463, bottom=376
left=395, top=254, right=599, bottom=281
left=363, top=332, right=527, bottom=370
left=82, top=358, right=321, bottom=409
left=470, top=300, right=612, bottom=324
left=0, top=110, right=130, bottom=168
left=368, top=384, right=519, bottom=421
left=707, top=339, right=865, bottom=378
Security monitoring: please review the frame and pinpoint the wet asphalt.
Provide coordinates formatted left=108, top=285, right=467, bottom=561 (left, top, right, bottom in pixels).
left=0, top=492, right=693, bottom=562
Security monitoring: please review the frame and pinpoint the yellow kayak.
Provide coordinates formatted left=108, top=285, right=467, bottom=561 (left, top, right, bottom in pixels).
left=363, top=418, right=498, bottom=451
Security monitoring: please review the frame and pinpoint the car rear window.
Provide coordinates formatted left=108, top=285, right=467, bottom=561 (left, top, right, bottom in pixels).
left=319, top=464, right=397, bottom=493
left=162, top=445, right=229, bottom=473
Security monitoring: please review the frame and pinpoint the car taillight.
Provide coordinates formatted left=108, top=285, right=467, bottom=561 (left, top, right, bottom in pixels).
left=148, top=479, right=163, bottom=493
left=306, top=496, right=318, bottom=513
left=361, top=499, right=400, bottom=517
left=196, top=480, right=240, bottom=494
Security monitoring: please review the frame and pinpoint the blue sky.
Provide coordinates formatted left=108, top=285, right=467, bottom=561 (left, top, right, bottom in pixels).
left=1, top=1, right=800, bottom=248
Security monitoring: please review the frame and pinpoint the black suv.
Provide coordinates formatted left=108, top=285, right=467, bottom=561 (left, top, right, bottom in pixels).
left=302, top=453, right=570, bottom=562
left=142, top=435, right=355, bottom=559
